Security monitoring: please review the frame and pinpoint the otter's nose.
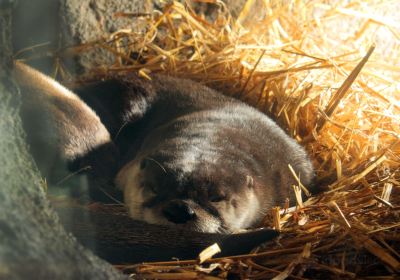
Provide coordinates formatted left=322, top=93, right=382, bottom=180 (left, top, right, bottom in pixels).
left=162, top=200, right=196, bottom=224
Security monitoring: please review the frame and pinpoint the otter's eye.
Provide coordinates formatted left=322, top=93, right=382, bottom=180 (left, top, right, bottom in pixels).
left=148, top=184, right=158, bottom=194
left=210, top=194, right=225, bottom=203
left=141, top=182, right=158, bottom=195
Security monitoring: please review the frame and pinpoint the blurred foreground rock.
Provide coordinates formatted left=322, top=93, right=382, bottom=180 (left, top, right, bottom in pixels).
left=1, top=1, right=127, bottom=279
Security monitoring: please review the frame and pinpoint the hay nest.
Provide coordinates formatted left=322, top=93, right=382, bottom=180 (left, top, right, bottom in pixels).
left=56, top=0, right=399, bottom=278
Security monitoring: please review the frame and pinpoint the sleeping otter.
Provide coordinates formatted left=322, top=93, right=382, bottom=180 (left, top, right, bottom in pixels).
left=15, top=61, right=314, bottom=234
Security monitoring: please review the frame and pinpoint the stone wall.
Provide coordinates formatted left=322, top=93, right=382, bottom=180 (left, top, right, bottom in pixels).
left=1, top=1, right=127, bottom=278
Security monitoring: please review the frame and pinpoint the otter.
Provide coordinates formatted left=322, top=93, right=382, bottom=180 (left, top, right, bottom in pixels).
left=15, top=62, right=314, bottom=235
left=76, top=75, right=314, bottom=233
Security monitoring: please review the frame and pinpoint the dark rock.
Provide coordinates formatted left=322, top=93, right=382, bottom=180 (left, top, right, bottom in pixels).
left=60, top=0, right=152, bottom=73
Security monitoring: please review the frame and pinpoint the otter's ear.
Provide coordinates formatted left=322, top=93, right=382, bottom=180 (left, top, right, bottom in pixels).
left=246, top=175, right=254, bottom=189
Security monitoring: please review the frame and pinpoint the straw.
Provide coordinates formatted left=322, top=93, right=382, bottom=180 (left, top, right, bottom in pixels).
left=54, top=0, right=400, bottom=278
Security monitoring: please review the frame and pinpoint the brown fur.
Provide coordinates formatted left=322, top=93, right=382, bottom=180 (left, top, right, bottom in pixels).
left=15, top=62, right=315, bottom=233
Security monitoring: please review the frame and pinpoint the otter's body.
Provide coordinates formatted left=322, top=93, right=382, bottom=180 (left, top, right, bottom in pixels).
left=74, top=73, right=314, bottom=233
left=15, top=61, right=314, bottom=234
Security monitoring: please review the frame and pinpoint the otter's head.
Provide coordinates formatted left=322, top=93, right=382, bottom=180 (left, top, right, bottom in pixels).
left=115, top=153, right=263, bottom=233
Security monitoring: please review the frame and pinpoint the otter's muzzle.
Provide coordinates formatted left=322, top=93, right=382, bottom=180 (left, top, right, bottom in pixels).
left=162, top=200, right=197, bottom=224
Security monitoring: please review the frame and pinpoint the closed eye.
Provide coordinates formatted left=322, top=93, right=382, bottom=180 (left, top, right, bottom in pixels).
left=210, top=195, right=226, bottom=203
left=141, top=182, right=158, bottom=195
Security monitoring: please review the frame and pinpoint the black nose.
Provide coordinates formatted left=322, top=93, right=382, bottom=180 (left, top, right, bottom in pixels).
left=162, top=200, right=196, bottom=224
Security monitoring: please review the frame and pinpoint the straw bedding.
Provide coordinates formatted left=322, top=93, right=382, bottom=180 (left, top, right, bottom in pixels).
left=56, top=0, right=400, bottom=278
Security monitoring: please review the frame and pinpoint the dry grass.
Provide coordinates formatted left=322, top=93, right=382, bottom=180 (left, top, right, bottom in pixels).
left=58, top=0, right=399, bottom=278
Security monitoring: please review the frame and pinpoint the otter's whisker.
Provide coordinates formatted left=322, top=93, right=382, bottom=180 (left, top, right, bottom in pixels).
left=145, top=157, right=167, bottom=173
left=97, top=186, right=124, bottom=205
left=114, top=121, right=129, bottom=141
left=55, top=165, right=92, bottom=185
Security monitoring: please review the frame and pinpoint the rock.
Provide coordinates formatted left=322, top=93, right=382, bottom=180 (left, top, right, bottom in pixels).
left=1, top=2, right=127, bottom=279
left=60, top=0, right=152, bottom=73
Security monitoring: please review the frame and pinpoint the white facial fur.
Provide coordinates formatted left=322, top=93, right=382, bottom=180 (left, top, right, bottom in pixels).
left=115, top=161, right=145, bottom=220
left=221, top=190, right=261, bottom=230
left=115, top=160, right=174, bottom=226
left=115, top=159, right=262, bottom=233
